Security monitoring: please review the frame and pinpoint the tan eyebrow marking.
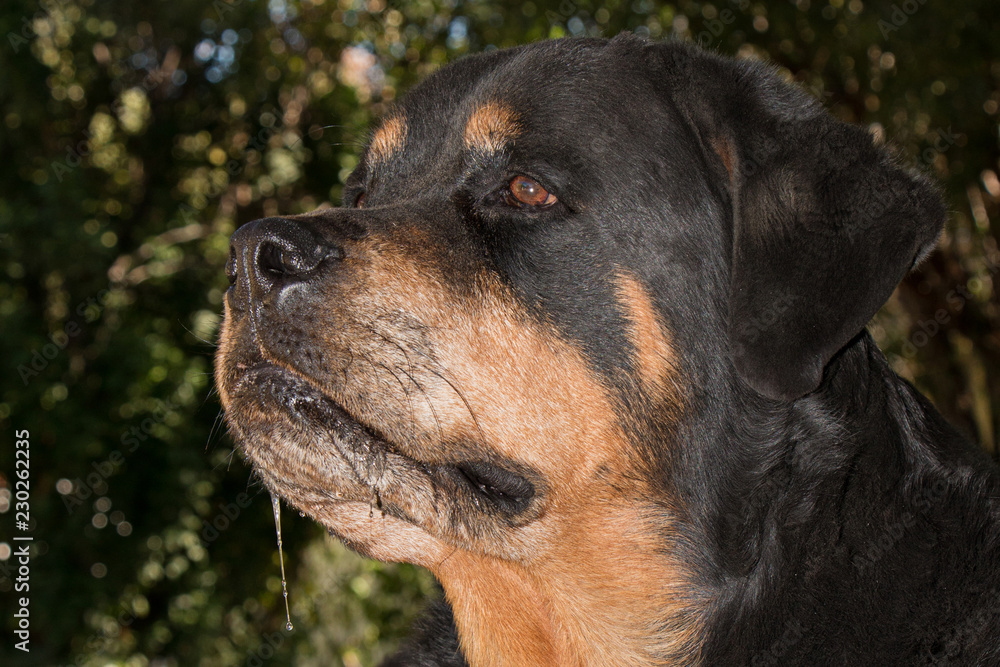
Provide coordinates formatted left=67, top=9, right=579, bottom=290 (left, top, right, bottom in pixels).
left=369, top=115, right=407, bottom=164
left=464, top=101, right=520, bottom=154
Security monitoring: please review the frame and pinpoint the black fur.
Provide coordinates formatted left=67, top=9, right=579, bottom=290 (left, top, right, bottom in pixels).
left=382, top=600, right=465, bottom=667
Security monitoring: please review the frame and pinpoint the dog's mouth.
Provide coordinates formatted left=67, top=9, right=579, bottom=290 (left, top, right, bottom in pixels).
left=230, top=361, right=393, bottom=484
left=222, top=357, right=540, bottom=556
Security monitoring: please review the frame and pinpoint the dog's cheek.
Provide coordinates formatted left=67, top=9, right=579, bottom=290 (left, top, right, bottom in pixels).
left=341, top=250, right=652, bottom=495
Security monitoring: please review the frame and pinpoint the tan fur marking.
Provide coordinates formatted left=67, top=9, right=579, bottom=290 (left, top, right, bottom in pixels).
left=369, top=115, right=406, bottom=164
left=710, top=135, right=735, bottom=181
left=441, top=556, right=558, bottom=665
left=463, top=101, right=520, bottom=153
left=615, top=272, right=682, bottom=401
left=438, top=500, right=705, bottom=666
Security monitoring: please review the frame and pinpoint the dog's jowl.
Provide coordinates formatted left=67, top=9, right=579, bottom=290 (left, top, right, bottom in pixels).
left=216, top=34, right=1000, bottom=666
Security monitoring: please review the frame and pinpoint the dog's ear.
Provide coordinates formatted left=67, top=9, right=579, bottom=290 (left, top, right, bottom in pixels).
left=657, top=44, right=945, bottom=401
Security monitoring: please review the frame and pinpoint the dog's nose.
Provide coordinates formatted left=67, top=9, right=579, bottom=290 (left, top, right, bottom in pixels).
left=227, top=217, right=342, bottom=298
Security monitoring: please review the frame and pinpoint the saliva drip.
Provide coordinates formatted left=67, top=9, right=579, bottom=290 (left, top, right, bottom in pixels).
left=270, top=494, right=294, bottom=632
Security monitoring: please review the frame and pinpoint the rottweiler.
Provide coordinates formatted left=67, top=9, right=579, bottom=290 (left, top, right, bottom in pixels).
left=216, top=33, right=1000, bottom=666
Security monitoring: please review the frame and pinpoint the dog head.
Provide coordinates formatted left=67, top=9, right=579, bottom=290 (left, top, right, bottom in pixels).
left=216, top=34, right=943, bottom=664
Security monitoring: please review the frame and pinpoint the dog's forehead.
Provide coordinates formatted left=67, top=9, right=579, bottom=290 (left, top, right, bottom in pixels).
left=367, top=40, right=645, bottom=170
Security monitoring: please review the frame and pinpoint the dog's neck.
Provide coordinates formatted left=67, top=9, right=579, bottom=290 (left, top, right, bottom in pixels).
left=685, top=331, right=950, bottom=594
left=701, top=332, right=907, bottom=564
left=432, top=498, right=708, bottom=667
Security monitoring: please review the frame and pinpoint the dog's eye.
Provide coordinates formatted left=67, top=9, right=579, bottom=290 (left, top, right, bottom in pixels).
left=504, top=175, right=557, bottom=209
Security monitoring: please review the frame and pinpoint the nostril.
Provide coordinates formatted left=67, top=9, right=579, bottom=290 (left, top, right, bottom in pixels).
left=257, top=241, right=334, bottom=278
left=257, top=242, right=287, bottom=276
left=228, top=217, right=346, bottom=297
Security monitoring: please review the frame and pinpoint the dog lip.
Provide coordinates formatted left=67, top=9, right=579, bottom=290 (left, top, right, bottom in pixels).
left=230, top=361, right=392, bottom=449
left=228, top=361, right=414, bottom=507
left=456, top=460, right=535, bottom=514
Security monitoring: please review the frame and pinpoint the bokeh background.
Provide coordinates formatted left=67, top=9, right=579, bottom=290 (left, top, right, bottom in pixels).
left=0, top=0, right=998, bottom=665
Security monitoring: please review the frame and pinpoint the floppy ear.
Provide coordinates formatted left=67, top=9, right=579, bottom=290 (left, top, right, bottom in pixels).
left=658, top=43, right=945, bottom=401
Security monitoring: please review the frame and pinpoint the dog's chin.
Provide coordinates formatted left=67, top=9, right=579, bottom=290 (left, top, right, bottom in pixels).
left=226, top=362, right=442, bottom=560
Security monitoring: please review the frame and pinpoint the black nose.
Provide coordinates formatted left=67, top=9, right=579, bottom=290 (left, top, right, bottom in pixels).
left=227, top=217, right=341, bottom=300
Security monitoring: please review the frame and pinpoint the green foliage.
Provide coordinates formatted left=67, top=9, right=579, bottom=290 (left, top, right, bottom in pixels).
left=0, top=0, right=996, bottom=665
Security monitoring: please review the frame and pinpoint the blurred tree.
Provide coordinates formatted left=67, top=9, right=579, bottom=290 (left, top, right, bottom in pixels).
left=0, top=0, right=996, bottom=665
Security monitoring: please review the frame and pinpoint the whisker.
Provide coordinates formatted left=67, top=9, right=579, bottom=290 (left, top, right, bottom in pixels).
left=225, top=447, right=238, bottom=472
left=180, top=321, right=218, bottom=347
left=370, top=328, right=444, bottom=446
left=205, top=408, right=227, bottom=451
left=426, top=366, right=488, bottom=452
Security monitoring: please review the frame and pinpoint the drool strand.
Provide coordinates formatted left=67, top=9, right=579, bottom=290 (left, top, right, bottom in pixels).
left=270, top=494, right=294, bottom=631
